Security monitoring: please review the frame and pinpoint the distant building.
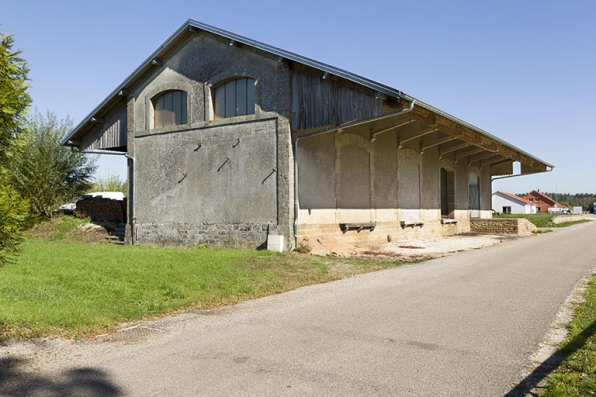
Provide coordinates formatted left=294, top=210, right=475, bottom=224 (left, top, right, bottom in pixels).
left=522, top=190, right=567, bottom=213
left=492, top=191, right=536, bottom=214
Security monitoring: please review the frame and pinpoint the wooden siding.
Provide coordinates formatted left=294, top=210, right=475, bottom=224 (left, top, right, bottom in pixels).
left=79, top=102, right=127, bottom=151
left=291, top=64, right=383, bottom=131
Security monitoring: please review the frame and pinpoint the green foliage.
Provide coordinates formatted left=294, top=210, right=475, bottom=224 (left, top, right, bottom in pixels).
left=90, top=172, right=127, bottom=194
left=493, top=213, right=554, bottom=227
left=493, top=213, right=588, bottom=228
left=293, top=244, right=312, bottom=254
left=0, top=30, right=31, bottom=264
left=8, top=111, right=97, bottom=217
left=0, top=182, right=29, bottom=265
left=541, top=277, right=596, bottom=396
left=0, top=32, right=31, bottom=168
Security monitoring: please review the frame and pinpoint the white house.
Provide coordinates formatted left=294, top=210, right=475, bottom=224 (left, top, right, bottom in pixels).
left=492, top=191, right=537, bottom=214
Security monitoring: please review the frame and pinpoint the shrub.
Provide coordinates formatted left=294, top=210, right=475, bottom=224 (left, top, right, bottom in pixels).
left=0, top=183, right=29, bottom=265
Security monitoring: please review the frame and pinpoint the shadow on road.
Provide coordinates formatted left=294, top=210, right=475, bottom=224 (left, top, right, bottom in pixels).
left=0, top=357, right=122, bottom=396
left=505, top=320, right=596, bottom=396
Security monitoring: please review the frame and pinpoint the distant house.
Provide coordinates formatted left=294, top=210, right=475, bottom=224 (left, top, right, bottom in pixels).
left=522, top=190, right=567, bottom=213
left=492, top=191, right=536, bottom=214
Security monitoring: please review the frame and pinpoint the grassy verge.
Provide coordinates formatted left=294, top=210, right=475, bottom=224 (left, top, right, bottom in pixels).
left=493, top=213, right=589, bottom=228
left=541, top=275, right=596, bottom=396
left=0, top=240, right=415, bottom=340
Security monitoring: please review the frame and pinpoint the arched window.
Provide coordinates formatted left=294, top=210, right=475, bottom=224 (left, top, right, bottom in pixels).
left=152, top=90, right=187, bottom=129
left=213, top=78, right=255, bottom=119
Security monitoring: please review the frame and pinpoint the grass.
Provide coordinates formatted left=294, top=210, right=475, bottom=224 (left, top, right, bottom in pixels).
left=540, top=276, right=596, bottom=396
left=493, top=213, right=589, bottom=228
left=26, top=216, right=97, bottom=242
left=0, top=240, right=414, bottom=340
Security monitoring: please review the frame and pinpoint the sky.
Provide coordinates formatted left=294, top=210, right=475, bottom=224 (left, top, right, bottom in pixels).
left=2, top=0, right=595, bottom=194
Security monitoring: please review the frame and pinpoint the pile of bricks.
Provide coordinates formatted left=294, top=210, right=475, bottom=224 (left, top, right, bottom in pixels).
left=76, top=198, right=126, bottom=222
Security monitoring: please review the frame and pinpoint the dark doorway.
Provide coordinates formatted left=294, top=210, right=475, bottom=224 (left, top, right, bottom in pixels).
left=469, top=172, right=480, bottom=218
left=440, top=168, right=455, bottom=217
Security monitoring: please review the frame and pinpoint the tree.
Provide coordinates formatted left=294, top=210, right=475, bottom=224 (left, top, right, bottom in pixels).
left=9, top=111, right=97, bottom=217
left=0, top=32, right=30, bottom=165
left=0, top=31, right=31, bottom=264
left=90, top=172, right=127, bottom=194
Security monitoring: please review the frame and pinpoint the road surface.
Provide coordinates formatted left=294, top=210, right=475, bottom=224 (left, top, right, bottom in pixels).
left=1, top=220, right=595, bottom=396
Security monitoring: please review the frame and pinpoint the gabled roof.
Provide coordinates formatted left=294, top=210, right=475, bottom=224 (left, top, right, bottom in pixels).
left=526, top=190, right=568, bottom=208
left=494, top=191, right=533, bottom=206
left=61, top=19, right=553, bottom=172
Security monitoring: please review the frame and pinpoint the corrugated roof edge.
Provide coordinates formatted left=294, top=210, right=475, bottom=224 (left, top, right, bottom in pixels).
left=62, top=19, right=554, bottom=169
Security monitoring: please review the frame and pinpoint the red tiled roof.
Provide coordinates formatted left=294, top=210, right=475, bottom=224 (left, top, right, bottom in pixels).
left=525, top=190, right=569, bottom=208
left=495, top=191, right=533, bottom=205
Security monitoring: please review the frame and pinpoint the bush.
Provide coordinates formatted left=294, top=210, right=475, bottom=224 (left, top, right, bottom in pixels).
left=0, top=183, right=29, bottom=265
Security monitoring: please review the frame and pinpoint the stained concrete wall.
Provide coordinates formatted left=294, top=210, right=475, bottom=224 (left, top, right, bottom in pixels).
left=296, top=125, right=496, bottom=243
left=126, top=32, right=293, bottom=248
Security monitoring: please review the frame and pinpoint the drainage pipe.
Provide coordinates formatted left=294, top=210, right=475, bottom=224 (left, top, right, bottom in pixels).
left=292, top=100, right=416, bottom=246
left=491, top=165, right=554, bottom=182
left=78, top=149, right=136, bottom=244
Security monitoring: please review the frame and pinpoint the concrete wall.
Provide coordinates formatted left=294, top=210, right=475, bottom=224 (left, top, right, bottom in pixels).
left=127, top=32, right=293, bottom=248
left=551, top=215, right=585, bottom=224
left=296, top=123, right=494, bottom=244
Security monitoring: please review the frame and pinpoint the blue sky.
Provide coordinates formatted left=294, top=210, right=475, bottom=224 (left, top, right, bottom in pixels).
left=3, top=0, right=595, bottom=194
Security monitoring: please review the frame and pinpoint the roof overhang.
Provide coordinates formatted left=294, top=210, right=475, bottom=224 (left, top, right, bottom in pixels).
left=62, top=19, right=554, bottom=176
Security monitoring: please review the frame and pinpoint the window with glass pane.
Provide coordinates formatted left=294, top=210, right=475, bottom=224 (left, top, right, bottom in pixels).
left=152, top=90, right=187, bottom=129
left=213, top=78, right=255, bottom=119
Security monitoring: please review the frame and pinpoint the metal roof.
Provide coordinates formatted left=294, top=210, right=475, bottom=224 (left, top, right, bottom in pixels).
left=62, top=19, right=553, bottom=169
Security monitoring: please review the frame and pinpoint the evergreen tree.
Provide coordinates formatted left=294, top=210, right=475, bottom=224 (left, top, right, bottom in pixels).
left=0, top=31, right=31, bottom=264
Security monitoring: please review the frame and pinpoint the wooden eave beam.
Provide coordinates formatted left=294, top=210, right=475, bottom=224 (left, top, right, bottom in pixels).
left=440, top=142, right=472, bottom=155
left=468, top=151, right=500, bottom=163
left=421, top=135, right=458, bottom=151
left=370, top=118, right=415, bottom=142
left=484, top=157, right=511, bottom=166
left=413, top=105, right=549, bottom=171
left=455, top=147, right=485, bottom=160
left=398, top=127, right=439, bottom=149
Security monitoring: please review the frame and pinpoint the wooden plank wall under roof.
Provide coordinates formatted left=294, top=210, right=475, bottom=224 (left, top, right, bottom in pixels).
left=290, top=63, right=383, bottom=131
left=79, top=101, right=128, bottom=151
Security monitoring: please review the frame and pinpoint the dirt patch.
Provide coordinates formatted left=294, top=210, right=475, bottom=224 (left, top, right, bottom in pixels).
left=301, top=234, right=512, bottom=259
left=378, top=235, right=509, bottom=258
left=66, top=223, right=110, bottom=243
left=26, top=217, right=111, bottom=244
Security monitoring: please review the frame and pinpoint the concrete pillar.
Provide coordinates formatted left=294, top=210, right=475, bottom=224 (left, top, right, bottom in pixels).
left=125, top=95, right=136, bottom=245
left=276, top=61, right=294, bottom=250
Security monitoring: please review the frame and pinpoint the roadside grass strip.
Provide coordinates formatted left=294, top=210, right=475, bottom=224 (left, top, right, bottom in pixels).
left=493, top=213, right=590, bottom=228
left=541, top=276, right=596, bottom=396
left=0, top=241, right=411, bottom=340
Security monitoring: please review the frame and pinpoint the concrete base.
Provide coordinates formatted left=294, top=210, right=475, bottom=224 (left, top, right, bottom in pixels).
left=296, top=218, right=471, bottom=246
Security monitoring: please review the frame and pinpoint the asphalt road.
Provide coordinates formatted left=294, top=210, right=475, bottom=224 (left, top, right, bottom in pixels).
left=3, top=220, right=596, bottom=396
